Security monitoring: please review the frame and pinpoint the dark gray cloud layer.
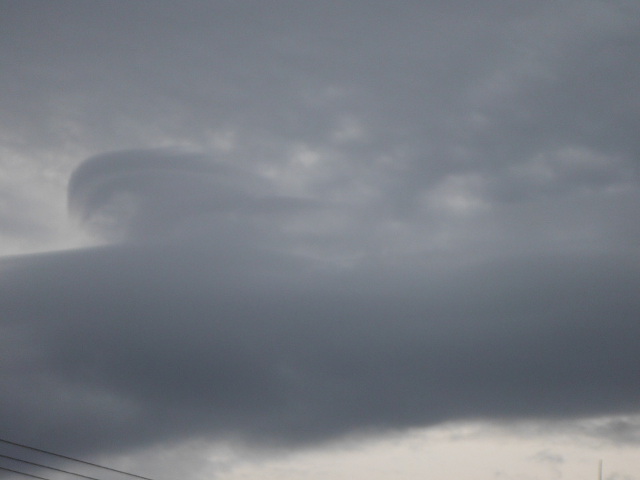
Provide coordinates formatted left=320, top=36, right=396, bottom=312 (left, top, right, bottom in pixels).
left=1, top=0, right=640, bottom=471
left=2, top=151, right=640, bottom=461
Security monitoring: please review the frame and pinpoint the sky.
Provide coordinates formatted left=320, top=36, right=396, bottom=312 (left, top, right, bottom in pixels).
left=1, top=1, right=639, bottom=479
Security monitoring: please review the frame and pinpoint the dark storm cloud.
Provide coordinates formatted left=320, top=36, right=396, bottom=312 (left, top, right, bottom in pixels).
left=4, top=0, right=637, bottom=190
left=1, top=150, right=640, bottom=462
left=1, top=0, right=640, bottom=472
left=66, top=149, right=317, bottom=243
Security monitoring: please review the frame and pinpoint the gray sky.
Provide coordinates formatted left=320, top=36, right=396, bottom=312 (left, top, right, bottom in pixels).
left=1, top=1, right=639, bottom=479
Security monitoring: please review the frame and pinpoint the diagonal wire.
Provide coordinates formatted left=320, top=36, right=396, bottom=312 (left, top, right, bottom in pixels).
left=0, top=453, right=102, bottom=480
left=0, top=465, right=51, bottom=480
left=0, top=439, right=154, bottom=480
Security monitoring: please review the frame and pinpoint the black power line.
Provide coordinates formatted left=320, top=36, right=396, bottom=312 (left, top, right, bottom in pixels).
left=0, top=439, right=154, bottom=480
left=0, top=453, right=102, bottom=480
left=0, top=465, right=51, bottom=480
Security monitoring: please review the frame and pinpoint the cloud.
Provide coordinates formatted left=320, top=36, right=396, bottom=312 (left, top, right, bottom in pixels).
left=532, top=450, right=563, bottom=466
left=66, top=149, right=314, bottom=243
left=1, top=150, right=639, bottom=462
left=531, top=450, right=563, bottom=480
left=1, top=1, right=640, bottom=475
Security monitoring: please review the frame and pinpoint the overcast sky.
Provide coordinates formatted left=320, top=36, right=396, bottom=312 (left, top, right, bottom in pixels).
left=1, top=1, right=640, bottom=479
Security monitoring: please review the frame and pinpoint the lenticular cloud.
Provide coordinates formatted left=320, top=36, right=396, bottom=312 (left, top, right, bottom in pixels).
left=67, top=149, right=249, bottom=240
left=67, top=149, right=319, bottom=244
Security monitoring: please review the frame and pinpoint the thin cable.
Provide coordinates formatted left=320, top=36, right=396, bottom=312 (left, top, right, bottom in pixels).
left=0, top=453, right=102, bottom=480
left=0, top=465, right=51, bottom=480
left=0, top=439, right=154, bottom=480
